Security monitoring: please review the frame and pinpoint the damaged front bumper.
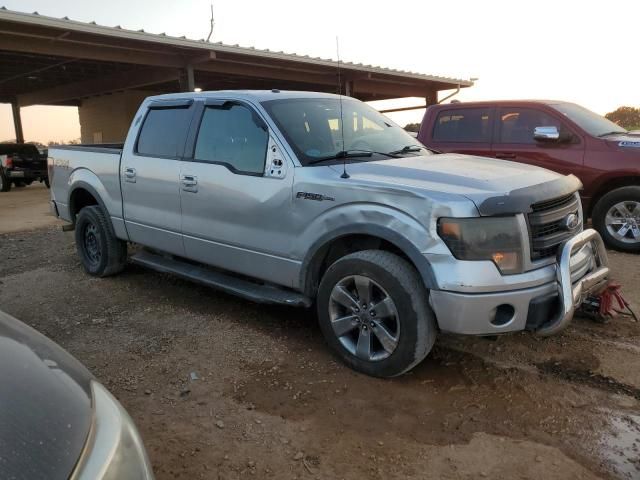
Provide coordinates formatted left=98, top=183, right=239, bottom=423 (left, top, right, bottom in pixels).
left=429, top=229, right=610, bottom=336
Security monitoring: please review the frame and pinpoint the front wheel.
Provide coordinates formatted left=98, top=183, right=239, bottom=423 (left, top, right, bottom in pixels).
left=316, top=250, right=437, bottom=378
left=592, top=186, right=640, bottom=253
left=75, top=205, right=127, bottom=277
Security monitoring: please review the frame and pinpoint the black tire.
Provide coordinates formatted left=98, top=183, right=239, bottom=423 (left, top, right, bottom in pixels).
left=75, top=205, right=127, bottom=277
left=0, top=170, right=11, bottom=192
left=44, top=178, right=50, bottom=189
left=592, top=186, right=640, bottom=253
left=316, top=250, right=437, bottom=378
left=13, top=180, right=25, bottom=187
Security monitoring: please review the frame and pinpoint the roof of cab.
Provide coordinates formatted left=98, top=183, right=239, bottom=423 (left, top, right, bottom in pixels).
left=146, top=90, right=344, bottom=103
left=429, top=99, right=571, bottom=109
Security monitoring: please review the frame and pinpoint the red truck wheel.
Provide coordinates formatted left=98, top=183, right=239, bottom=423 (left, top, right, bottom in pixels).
left=592, top=186, right=640, bottom=253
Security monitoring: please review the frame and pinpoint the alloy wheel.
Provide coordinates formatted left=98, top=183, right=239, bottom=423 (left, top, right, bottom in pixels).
left=605, top=201, right=640, bottom=244
left=328, top=275, right=400, bottom=362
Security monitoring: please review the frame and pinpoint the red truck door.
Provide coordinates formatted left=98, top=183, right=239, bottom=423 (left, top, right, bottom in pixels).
left=491, top=106, right=585, bottom=178
left=425, top=106, right=494, bottom=157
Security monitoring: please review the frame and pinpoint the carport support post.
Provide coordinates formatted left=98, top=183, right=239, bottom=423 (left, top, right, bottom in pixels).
left=425, top=90, right=438, bottom=106
left=185, top=64, right=195, bottom=92
left=11, top=100, right=24, bottom=144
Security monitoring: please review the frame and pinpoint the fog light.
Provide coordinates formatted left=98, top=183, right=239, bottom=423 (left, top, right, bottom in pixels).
left=491, top=304, right=515, bottom=326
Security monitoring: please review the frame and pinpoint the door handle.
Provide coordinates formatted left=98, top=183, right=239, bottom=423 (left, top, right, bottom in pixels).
left=124, top=167, right=136, bottom=183
left=181, top=174, right=198, bottom=192
left=495, top=153, right=516, bottom=159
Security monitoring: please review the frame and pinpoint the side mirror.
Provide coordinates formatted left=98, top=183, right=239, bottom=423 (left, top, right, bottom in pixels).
left=533, top=126, right=560, bottom=142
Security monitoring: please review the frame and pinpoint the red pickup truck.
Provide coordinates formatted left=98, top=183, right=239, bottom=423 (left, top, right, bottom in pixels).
left=418, top=100, right=640, bottom=252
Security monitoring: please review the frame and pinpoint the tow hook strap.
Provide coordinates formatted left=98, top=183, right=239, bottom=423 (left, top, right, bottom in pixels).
left=580, top=281, right=638, bottom=323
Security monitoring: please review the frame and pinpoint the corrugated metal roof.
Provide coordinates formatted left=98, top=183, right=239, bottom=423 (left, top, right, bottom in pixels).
left=0, top=7, right=473, bottom=88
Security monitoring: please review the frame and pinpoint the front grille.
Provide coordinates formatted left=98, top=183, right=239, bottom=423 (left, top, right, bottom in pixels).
left=528, top=193, right=580, bottom=260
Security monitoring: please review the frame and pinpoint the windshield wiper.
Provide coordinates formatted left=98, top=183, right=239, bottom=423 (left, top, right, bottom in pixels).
left=307, top=149, right=398, bottom=165
left=388, top=145, right=428, bottom=155
left=598, top=131, right=627, bottom=137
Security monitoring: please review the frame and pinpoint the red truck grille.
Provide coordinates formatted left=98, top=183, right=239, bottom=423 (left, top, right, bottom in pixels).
left=528, top=193, right=580, bottom=260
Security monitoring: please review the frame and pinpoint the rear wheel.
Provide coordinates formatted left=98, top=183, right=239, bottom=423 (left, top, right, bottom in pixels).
left=316, top=250, right=437, bottom=378
left=75, top=205, right=127, bottom=276
left=0, top=170, right=11, bottom=192
left=592, top=186, right=640, bottom=253
left=44, top=178, right=50, bottom=189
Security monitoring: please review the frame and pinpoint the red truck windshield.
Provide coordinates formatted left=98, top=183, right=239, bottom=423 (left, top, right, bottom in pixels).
left=550, top=102, right=627, bottom=137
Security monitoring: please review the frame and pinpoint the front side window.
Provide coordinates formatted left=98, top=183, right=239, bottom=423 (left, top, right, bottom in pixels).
left=194, top=104, right=268, bottom=175
left=432, top=108, right=492, bottom=143
left=136, top=107, right=192, bottom=157
left=498, top=108, right=562, bottom=144
left=261, top=97, right=424, bottom=165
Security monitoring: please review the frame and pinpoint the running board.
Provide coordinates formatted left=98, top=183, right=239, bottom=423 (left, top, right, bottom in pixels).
left=130, top=250, right=311, bottom=308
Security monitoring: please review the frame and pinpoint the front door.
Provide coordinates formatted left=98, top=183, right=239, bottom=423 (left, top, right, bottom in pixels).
left=121, top=101, right=194, bottom=256
left=491, top=106, right=585, bottom=177
left=179, top=100, right=297, bottom=287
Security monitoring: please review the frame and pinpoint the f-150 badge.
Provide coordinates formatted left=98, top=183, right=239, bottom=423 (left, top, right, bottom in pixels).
left=619, top=141, right=640, bottom=148
left=296, top=192, right=335, bottom=202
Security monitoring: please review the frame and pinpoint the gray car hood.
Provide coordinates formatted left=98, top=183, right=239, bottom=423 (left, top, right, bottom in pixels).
left=0, top=310, right=93, bottom=480
left=331, top=153, right=581, bottom=215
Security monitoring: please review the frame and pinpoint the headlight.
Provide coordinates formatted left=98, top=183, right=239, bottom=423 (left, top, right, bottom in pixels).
left=438, top=216, right=524, bottom=274
left=71, top=381, right=154, bottom=480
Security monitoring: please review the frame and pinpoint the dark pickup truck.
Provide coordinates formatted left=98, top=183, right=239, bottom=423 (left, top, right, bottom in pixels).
left=418, top=100, right=640, bottom=252
left=0, top=143, right=49, bottom=192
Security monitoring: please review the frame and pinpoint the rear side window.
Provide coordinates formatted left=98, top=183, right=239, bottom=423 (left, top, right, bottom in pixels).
left=498, top=108, right=562, bottom=144
left=432, top=108, right=492, bottom=143
left=194, top=104, right=268, bottom=175
left=136, top=107, right=192, bottom=158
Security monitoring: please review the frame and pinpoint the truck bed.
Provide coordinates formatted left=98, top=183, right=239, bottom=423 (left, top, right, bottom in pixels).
left=49, top=144, right=124, bottom=226
left=50, top=143, right=124, bottom=154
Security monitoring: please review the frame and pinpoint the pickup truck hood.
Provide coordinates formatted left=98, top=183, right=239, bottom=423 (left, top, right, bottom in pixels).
left=603, top=132, right=640, bottom=149
left=332, top=153, right=581, bottom=215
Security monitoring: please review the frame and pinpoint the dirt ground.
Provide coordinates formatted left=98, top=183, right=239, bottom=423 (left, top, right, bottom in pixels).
left=0, top=182, right=62, bottom=234
left=1, top=185, right=639, bottom=479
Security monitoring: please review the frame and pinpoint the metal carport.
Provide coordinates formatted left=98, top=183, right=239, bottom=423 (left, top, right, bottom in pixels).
left=0, top=8, right=473, bottom=143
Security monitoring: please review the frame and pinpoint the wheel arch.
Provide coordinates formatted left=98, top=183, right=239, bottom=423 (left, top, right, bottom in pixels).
left=68, top=181, right=108, bottom=223
left=299, top=225, right=437, bottom=298
left=587, top=174, right=640, bottom=217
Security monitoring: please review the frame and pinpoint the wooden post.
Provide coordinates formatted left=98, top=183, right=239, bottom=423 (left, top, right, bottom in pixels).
left=11, top=100, right=24, bottom=143
left=426, top=90, right=438, bottom=106
left=186, top=64, right=195, bottom=92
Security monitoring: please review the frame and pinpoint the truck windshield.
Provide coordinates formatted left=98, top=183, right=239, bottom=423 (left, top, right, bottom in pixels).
left=550, top=102, right=627, bottom=137
left=261, top=97, right=428, bottom=166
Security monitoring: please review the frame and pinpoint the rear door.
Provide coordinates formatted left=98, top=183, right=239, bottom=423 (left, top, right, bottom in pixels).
left=491, top=106, right=585, bottom=177
left=178, top=99, right=297, bottom=287
left=120, top=100, right=194, bottom=256
left=426, top=106, right=494, bottom=157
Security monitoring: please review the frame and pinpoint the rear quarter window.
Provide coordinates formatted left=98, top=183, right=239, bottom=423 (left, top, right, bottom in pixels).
left=432, top=108, right=492, bottom=143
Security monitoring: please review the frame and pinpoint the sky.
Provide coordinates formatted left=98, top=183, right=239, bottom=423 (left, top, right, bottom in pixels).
left=2, top=0, right=639, bottom=143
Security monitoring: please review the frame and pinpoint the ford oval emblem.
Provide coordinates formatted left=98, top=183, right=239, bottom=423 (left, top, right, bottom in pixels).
left=562, top=213, right=580, bottom=230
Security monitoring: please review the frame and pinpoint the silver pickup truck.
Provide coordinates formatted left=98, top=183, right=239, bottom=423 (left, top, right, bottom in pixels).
left=49, top=90, right=610, bottom=378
